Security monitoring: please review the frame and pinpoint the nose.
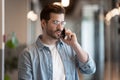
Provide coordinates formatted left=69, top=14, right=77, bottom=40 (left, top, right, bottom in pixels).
left=57, top=24, right=64, bottom=30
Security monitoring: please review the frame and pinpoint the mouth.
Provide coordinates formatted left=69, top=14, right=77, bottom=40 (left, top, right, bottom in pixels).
left=55, top=31, right=62, bottom=38
left=55, top=30, right=62, bottom=34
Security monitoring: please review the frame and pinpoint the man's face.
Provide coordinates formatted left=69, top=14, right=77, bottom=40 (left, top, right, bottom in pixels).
left=43, top=13, right=66, bottom=39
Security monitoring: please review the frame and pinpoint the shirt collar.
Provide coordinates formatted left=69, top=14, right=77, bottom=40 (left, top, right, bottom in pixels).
left=36, top=35, right=64, bottom=50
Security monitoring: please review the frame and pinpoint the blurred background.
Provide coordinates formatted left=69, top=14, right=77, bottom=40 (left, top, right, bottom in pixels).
left=0, top=0, right=120, bottom=80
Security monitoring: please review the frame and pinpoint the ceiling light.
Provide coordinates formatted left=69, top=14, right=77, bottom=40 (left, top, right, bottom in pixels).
left=27, top=10, right=38, bottom=21
left=61, top=0, right=70, bottom=7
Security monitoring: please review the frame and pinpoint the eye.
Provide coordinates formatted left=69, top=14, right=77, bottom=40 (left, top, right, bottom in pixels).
left=52, top=20, right=66, bottom=26
left=61, top=21, right=66, bottom=26
left=53, top=20, right=59, bottom=25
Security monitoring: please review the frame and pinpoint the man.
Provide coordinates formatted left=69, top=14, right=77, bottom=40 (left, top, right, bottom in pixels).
left=18, top=3, right=96, bottom=80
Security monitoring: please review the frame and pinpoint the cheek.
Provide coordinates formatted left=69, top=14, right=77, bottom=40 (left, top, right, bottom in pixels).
left=47, top=24, right=56, bottom=31
left=45, top=25, right=54, bottom=33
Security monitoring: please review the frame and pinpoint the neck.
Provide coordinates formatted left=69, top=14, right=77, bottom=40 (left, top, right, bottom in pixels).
left=40, top=35, right=58, bottom=45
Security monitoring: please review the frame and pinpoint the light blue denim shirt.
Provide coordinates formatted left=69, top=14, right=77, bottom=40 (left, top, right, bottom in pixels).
left=18, top=36, right=96, bottom=80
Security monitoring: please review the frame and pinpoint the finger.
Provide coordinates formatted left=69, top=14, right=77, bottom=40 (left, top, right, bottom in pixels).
left=65, top=29, right=73, bottom=39
left=66, top=29, right=72, bottom=34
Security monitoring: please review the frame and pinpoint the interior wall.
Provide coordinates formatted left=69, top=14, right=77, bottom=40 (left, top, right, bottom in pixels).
left=0, top=0, right=2, bottom=49
left=5, top=0, right=28, bottom=44
left=0, top=0, right=2, bottom=79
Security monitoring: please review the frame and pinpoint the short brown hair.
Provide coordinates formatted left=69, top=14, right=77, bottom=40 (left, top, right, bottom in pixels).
left=40, top=3, right=65, bottom=21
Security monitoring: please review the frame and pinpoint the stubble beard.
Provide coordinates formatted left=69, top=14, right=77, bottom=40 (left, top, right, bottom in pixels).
left=47, top=30, right=60, bottom=40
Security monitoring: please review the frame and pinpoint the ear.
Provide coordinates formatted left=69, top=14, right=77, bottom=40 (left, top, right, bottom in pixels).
left=41, top=19, right=46, bottom=29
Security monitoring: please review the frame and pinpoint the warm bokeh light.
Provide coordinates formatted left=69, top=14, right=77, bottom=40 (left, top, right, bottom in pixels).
left=53, top=2, right=62, bottom=6
left=27, top=11, right=38, bottom=21
left=61, top=0, right=70, bottom=7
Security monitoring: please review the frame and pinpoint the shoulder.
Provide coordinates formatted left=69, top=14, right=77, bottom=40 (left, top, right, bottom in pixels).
left=26, top=43, right=38, bottom=53
left=19, top=43, right=38, bottom=60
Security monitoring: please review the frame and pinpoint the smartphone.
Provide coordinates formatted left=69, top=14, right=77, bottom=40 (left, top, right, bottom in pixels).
left=61, top=28, right=66, bottom=39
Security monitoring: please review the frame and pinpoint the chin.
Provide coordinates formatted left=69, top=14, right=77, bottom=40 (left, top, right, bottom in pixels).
left=57, top=35, right=61, bottom=39
left=53, top=35, right=60, bottom=39
left=56, top=37, right=60, bottom=39
left=52, top=36, right=59, bottom=40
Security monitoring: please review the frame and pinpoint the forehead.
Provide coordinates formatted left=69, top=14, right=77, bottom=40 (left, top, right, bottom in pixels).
left=50, top=13, right=65, bottom=20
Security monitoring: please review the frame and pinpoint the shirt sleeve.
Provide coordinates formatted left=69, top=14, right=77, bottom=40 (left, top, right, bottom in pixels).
left=77, top=54, right=96, bottom=74
left=18, top=49, right=33, bottom=80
